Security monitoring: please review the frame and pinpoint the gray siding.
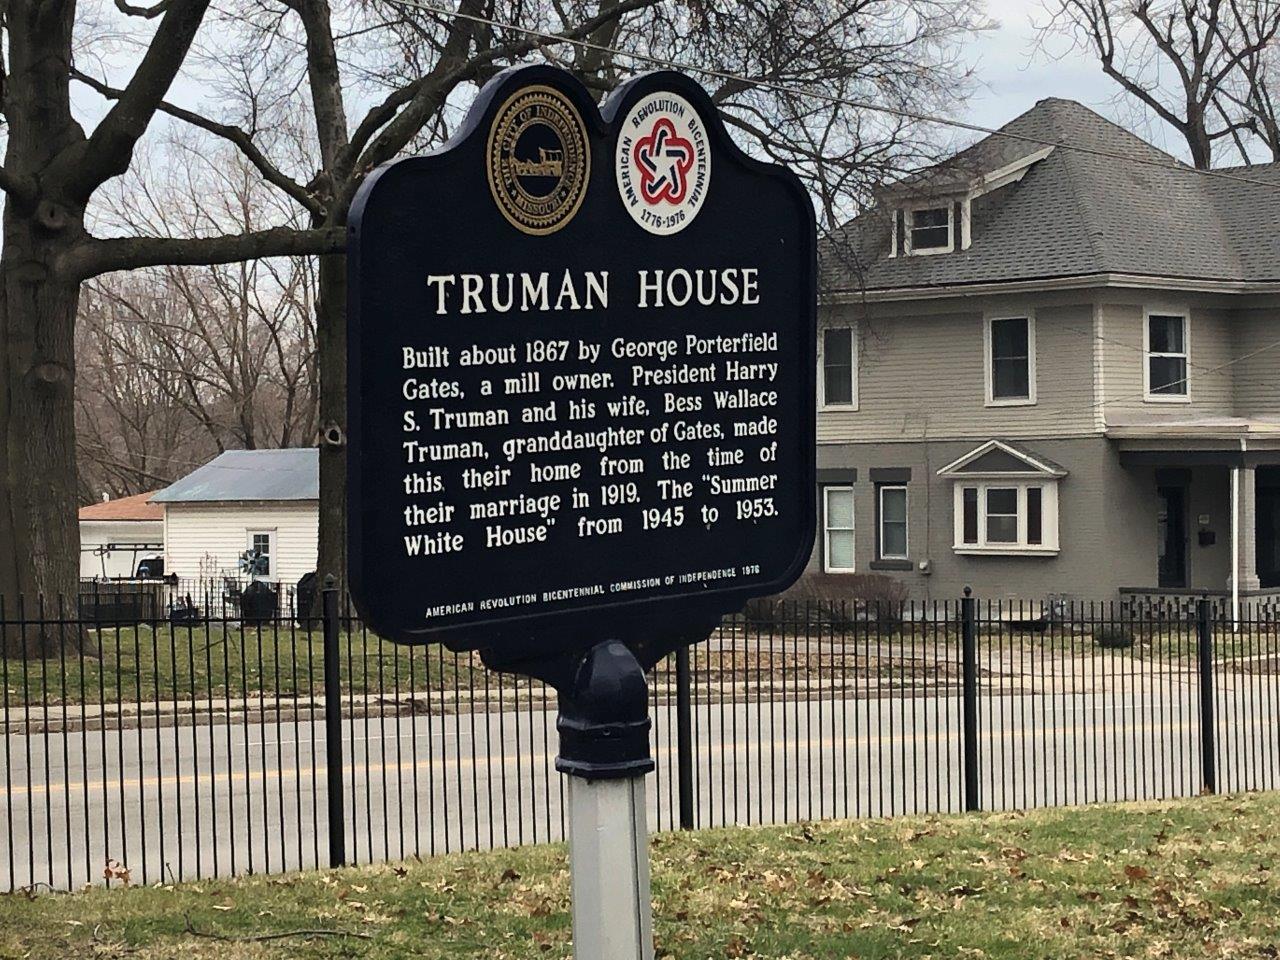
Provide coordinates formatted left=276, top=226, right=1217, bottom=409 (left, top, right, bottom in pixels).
left=1098, top=301, right=1237, bottom=419
left=818, top=296, right=1097, bottom=444
left=806, top=437, right=1233, bottom=602
left=1233, top=307, right=1280, bottom=418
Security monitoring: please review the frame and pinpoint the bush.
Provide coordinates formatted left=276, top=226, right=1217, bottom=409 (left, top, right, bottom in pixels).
left=1093, top=626, right=1134, bottom=649
left=742, top=572, right=909, bottom=629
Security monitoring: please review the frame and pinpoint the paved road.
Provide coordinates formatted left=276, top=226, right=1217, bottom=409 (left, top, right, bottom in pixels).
left=4, top=670, right=1280, bottom=891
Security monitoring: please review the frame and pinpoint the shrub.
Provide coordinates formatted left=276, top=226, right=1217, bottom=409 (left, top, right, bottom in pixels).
left=1093, top=626, right=1134, bottom=649
left=768, top=576, right=911, bottom=627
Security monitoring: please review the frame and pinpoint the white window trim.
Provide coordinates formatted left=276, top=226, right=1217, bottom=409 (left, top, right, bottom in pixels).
left=877, top=484, right=909, bottom=561
left=952, top=480, right=1059, bottom=556
left=983, top=312, right=1037, bottom=407
left=903, top=202, right=955, bottom=256
left=823, top=486, right=856, bottom=573
left=1143, top=307, right=1191, bottom=404
left=818, top=324, right=858, bottom=411
left=246, top=528, right=277, bottom=579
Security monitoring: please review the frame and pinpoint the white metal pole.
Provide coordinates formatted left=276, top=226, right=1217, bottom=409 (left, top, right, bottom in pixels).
left=568, top=776, right=654, bottom=960
left=1232, top=466, right=1241, bottom=632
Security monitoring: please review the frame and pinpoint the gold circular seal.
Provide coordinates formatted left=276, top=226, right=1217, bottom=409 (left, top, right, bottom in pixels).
left=487, top=85, right=590, bottom=235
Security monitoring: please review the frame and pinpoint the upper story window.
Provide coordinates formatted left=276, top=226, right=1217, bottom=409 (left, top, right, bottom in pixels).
left=985, top=314, right=1036, bottom=406
left=1145, top=310, right=1189, bottom=401
left=820, top=325, right=857, bottom=409
left=907, top=205, right=953, bottom=254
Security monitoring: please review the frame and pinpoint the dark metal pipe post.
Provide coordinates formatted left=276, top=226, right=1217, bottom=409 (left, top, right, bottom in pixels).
left=675, top=646, right=694, bottom=830
left=960, top=588, right=980, bottom=812
left=322, top=576, right=346, bottom=867
left=1197, top=597, right=1217, bottom=795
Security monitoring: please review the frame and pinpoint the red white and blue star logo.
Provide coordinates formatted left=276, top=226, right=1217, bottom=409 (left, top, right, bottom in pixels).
left=633, top=118, right=695, bottom=205
left=616, top=92, right=711, bottom=236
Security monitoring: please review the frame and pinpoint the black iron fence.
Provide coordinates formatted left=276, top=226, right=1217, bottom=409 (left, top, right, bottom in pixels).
left=77, top=576, right=311, bottom=624
left=3, top=591, right=1279, bottom=892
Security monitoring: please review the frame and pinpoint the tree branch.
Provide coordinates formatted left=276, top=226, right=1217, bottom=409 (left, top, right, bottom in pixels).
left=51, top=0, right=212, bottom=201
left=70, top=68, right=323, bottom=216
left=57, top=226, right=347, bottom=281
left=115, top=0, right=173, bottom=18
left=342, top=0, right=658, bottom=206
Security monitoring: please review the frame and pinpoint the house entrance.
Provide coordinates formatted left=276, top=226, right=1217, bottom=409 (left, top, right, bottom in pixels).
left=1157, top=484, right=1188, bottom=589
left=1260, top=469, right=1280, bottom=589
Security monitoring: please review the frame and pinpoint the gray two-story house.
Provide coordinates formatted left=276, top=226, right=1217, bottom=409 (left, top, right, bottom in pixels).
left=814, top=97, right=1280, bottom=608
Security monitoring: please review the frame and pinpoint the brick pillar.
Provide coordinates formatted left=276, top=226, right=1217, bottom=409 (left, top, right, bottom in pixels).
left=1236, top=466, right=1262, bottom=592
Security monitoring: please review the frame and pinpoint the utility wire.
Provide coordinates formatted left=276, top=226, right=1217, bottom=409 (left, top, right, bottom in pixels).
left=385, top=0, right=1280, bottom=193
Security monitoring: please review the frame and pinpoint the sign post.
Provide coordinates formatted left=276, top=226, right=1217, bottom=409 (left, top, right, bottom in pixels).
left=347, top=64, right=815, bottom=958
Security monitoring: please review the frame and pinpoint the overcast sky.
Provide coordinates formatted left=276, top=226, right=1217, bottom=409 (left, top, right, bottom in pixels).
left=961, top=0, right=1182, bottom=158
left=71, top=0, right=1201, bottom=190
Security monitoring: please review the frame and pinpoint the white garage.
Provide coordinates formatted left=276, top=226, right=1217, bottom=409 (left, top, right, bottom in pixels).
left=151, top=448, right=319, bottom=588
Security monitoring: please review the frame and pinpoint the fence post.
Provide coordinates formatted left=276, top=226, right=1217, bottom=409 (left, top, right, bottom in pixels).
left=675, top=645, right=695, bottom=830
left=961, top=587, right=980, bottom=812
left=322, top=575, right=346, bottom=867
left=1196, top=597, right=1217, bottom=795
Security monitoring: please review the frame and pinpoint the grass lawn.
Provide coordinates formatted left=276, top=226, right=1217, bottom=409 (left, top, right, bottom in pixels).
left=3, top=793, right=1280, bottom=959
left=1, top=626, right=490, bottom=709
left=7, top=617, right=1255, bottom=710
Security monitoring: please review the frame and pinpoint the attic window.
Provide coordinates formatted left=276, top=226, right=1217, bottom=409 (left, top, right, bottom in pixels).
left=906, top=205, right=953, bottom=254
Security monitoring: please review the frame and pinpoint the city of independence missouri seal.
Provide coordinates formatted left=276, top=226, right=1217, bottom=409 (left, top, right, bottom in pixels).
left=487, top=85, right=590, bottom=235
left=616, top=91, right=710, bottom=236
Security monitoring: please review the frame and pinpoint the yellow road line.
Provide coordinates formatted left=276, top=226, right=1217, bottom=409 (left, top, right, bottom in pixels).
left=1, top=719, right=1197, bottom=800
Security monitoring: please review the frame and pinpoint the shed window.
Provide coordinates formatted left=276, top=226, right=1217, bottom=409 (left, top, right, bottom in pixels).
left=246, top=530, right=276, bottom=579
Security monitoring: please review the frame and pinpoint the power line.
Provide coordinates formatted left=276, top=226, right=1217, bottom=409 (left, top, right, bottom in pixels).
left=385, top=0, right=1280, bottom=194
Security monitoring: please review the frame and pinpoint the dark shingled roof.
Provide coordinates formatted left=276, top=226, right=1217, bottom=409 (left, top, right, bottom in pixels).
left=821, top=98, right=1280, bottom=293
left=151, top=449, right=318, bottom=503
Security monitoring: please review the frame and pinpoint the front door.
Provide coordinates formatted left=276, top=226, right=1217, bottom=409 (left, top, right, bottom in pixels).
left=1260, top=475, right=1280, bottom=589
left=1158, top=484, right=1188, bottom=589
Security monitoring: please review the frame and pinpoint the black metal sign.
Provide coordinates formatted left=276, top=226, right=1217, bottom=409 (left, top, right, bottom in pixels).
left=347, top=65, right=815, bottom=668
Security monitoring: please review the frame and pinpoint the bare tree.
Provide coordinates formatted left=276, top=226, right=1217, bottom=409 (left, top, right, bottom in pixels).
left=1037, top=0, right=1280, bottom=167
left=1213, top=0, right=1280, bottom=162
left=76, top=281, right=198, bottom=499
left=0, top=0, right=342, bottom=649
left=77, top=138, right=321, bottom=494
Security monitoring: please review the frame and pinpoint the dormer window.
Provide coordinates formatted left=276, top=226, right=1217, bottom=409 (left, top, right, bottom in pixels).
left=892, top=203, right=958, bottom=257
left=910, top=206, right=952, bottom=252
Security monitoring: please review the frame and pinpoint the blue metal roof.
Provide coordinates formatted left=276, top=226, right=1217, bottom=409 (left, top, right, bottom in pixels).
left=151, top=448, right=319, bottom=503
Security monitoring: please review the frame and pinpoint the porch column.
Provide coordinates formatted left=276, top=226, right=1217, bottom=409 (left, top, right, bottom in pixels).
left=1235, top=466, right=1262, bottom=592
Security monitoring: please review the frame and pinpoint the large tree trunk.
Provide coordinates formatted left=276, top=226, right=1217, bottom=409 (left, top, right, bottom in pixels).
left=314, top=246, right=347, bottom=607
left=0, top=212, right=85, bottom=654
left=0, top=0, right=89, bottom=655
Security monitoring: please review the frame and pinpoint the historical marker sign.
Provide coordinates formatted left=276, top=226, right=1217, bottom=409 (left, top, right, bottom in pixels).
left=348, top=66, right=815, bottom=665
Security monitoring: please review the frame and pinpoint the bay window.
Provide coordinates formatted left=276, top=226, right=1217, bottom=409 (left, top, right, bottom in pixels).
left=953, top=481, right=1058, bottom=554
